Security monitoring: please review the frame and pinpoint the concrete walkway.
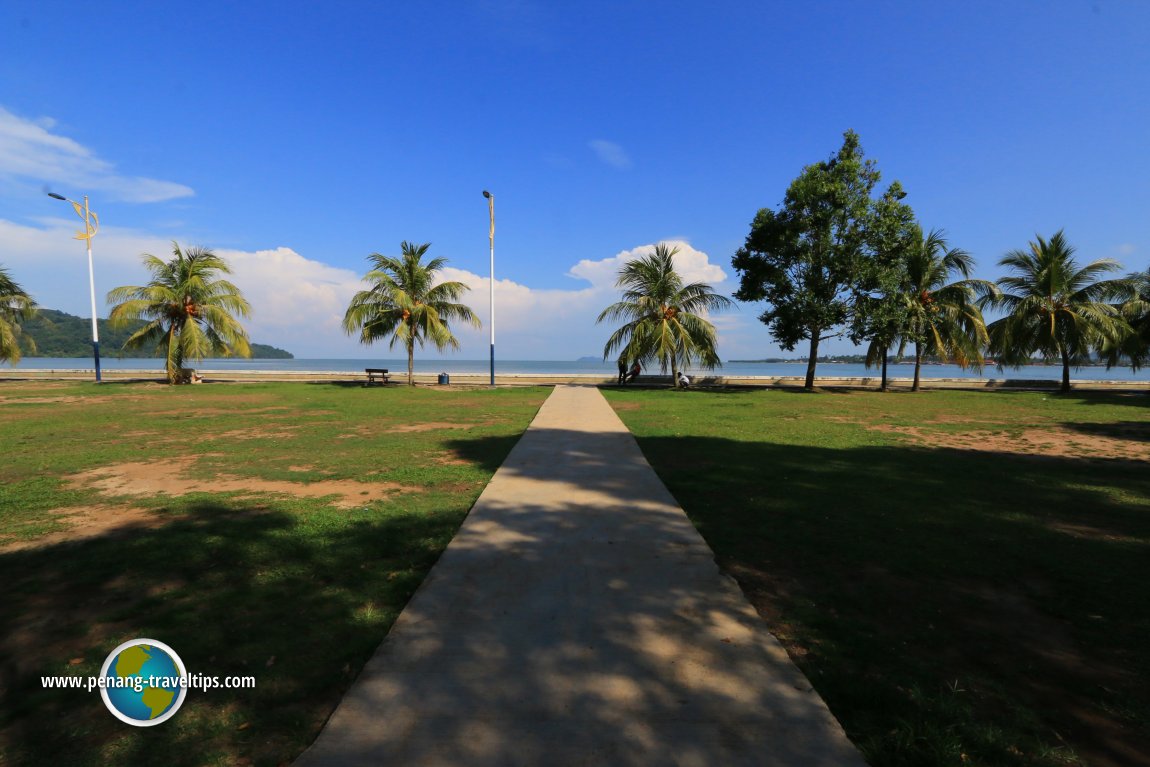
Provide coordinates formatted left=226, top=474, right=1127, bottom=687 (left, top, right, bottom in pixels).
left=295, top=385, right=865, bottom=766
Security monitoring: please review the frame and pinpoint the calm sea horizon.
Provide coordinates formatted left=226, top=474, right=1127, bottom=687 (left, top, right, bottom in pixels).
left=5, top=357, right=1150, bottom=382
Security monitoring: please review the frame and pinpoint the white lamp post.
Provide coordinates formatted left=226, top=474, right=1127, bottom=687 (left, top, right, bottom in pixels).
left=47, top=191, right=102, bottom=382
left=483, top=190, right=495, bottom=386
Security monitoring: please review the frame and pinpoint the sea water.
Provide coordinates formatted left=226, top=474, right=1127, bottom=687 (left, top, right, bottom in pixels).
left=6, top=357, right=1150, bottom=382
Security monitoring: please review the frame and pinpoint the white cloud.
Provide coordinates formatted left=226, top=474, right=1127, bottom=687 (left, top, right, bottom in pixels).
left=0, top=223, right=368, bottom=357
left=0, top=219, right=770, bottom=360
left=588, top=139, right=633, bottom=169
left=434, top=266, right=602, bottom=358
left=568, top=240, right=728, bottom=289
left=215, top=247, right=368, bottom=357
left=1117, top=243, right=1137, bottom=256
left=0, top=106, right=194, bottom=203
left=0, top=216, right=171, bottom=294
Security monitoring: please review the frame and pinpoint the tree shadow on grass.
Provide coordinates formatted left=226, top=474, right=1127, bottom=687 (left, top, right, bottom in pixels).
left=606, top=384, right=763, bottom=395
left=1063, top=391, right=1150, bottom=409
left=306, top=380, right=377, bottom=389
left=442, top=434, right=536, bottom=475
left=0, top=498, right=466, bottom=767
left=629, top=432, right=1150, bottom=767
left=1061, top=420, right=1150, bottom=443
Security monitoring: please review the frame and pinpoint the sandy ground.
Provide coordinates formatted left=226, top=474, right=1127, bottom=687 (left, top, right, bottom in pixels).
left=1, top=457, right=419, bottom=553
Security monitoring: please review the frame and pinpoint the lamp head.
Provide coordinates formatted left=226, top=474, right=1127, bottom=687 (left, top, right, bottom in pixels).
left=47, top=192, right=67, bottom=201
left=482, top=190, right=492, bottom=199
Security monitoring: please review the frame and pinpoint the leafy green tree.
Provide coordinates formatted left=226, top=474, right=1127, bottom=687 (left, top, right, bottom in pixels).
left=983, top=230, right=1132, bottom=393
left=343, top=241, right=479, bottom=385
left=107, top=243, right=252, bottom=383
left=855, top=183, right=920, bottom=391
left=0, top=265, right=37, bottom=363
left=868, top=229, right=995, bottom=391
left=598, top=243, right=734, bottom=388
left=733, top=130, right=908, bottom=390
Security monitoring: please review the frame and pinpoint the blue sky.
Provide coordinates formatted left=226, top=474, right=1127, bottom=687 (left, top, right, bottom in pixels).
left=2, top=1, right=1148, bottom=360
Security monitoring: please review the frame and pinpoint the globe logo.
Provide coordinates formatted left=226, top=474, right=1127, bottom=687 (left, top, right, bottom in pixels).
left=98, top=639, right=187, bottom=726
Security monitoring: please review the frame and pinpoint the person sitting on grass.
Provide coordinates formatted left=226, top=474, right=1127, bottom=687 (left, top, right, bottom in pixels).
left=677, top=371, right=690, bottom=388
left=626, top=360, right=641, bottom=384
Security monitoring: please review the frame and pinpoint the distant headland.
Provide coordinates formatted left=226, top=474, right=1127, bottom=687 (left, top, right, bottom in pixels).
left=20, top=308, right=293, bottom=359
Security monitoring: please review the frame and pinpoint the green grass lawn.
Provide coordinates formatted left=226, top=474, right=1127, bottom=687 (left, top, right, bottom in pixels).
left=605, top=387, right=1150, bottom=767
left=0, top=381, right=548, bottom=766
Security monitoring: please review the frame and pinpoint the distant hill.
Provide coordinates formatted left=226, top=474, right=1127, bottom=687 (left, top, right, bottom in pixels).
left=19, top=309, right=293, bottom=359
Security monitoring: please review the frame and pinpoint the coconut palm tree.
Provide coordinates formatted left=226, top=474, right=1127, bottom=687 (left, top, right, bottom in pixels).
left=1105, top=268, right=1150, bottom=371
left=867, top=229, right=995, bottom=391
left=343, top=241, right=479, bottom=385
left=0, top=265, right=37, bottom=363
left=598, top=243, right=734, bottom=388
left=107, top=243, right=252, bottom=383
left=983, top=230, right=1133, bottom=394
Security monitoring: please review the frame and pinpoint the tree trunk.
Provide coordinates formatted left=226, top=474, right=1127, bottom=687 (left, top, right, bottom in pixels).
left=1060, top=347, right=1071, bottom=394
left=671, top=355, right=680, bottom=389
left=913, top=342, right=922, bottom=392
left=407, top=342, right=415, bottom=386
left=167, top=327, right=180, bottom=384
left=880, top=352, right=888, bottom=392
left=805, top=333, right=820, bottom=390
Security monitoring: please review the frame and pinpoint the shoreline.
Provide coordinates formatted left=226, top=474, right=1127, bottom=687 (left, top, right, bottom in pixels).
left=4, top=368, right=1149, bottom=392
left=8, top=357, right=1150, bottom=383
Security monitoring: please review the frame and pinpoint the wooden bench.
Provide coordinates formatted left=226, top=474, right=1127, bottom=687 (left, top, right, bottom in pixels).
left=365, top=368, right=390, bottom=385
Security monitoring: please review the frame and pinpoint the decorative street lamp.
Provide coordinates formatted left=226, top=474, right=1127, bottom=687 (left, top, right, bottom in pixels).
left=483, top=190, right=495, bottom=386
left=47, top=191, right=102, bottom=382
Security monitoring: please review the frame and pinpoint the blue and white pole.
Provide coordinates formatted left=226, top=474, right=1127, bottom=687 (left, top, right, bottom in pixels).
left=483, top=190, right=495, bottom=387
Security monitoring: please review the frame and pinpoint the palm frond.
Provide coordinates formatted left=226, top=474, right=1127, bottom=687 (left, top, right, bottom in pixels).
left=0, top=265, right=38, bottom=363
left=597, top=242, right=732, bottom=382
left=106, top=243, right=253, bottom=379
left=990, top=232, right=1138, bottom=382
left=344, top=243, right=477, bottom=382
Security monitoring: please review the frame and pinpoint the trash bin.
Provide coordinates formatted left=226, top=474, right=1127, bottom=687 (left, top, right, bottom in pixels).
left=437, top=372, right=450, bottom=385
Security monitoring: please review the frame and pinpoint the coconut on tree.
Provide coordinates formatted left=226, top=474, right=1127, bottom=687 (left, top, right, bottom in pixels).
left=107, top=244, right=252, bottom=383
left=983, top=230, right=1133, bottom=394
left=343, top=241, right=479, bottom=385
left=0, top=265, right=37, bottom=363
left=598, top=243, right=733, bottom=388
